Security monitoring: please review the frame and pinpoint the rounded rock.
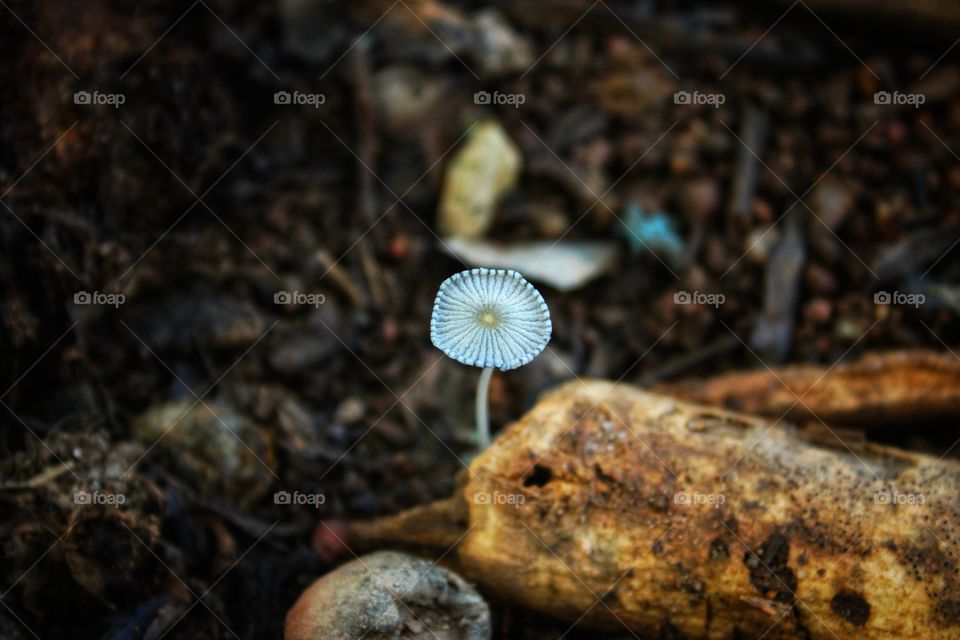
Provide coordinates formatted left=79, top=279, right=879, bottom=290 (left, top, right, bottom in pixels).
left=285, top=551, right=491, bottom=640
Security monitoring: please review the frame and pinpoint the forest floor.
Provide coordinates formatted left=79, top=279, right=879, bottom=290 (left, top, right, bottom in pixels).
left=1, top=1, right=959, bottom=638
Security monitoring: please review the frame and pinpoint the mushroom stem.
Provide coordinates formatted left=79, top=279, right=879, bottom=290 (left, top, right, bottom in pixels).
left=475, top=367, right=494, bottom=448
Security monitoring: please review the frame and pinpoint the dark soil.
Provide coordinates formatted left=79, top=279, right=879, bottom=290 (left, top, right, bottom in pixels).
left=1, top=0, right=959, bottom=638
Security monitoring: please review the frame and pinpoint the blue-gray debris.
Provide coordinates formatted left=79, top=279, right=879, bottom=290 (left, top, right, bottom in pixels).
left=751, top=212, right=806, bottom=363
left=620, top=201, right=685, bottom=265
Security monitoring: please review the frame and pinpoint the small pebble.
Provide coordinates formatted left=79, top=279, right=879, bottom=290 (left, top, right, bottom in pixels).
left=373, top=419, right=413, bottom=447
left=311, top=521, right=351, bottom=565
left=678, top=177, right=720, bottom=221
left=804, top=298, right=833, bottom=325
left=805, top=263, right=838, bottom=296
left=335, top=398, right=366, bottom=425
left=745, top=227, right=779, bottom=264
left=285, top=551, right=490, bottom=640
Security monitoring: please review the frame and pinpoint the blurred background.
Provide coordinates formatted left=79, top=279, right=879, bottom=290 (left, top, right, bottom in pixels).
left=2, top=0, right=960, bottom=637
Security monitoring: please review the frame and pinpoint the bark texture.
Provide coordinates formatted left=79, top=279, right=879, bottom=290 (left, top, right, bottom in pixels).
left=354, top=380, right=960, bottom=639
left=654, top=350, right=960, bottom=426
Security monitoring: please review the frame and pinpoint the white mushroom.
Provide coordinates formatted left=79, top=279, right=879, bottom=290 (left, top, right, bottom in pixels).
left=430, top=268, right=551, bottom=447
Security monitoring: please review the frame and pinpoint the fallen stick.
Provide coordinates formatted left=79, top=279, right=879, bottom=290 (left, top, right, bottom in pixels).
left=728, top=106, right=769, bottom=222
left=352, top=380, right=960, bottom=639
left=750, top=208, right=805, bottom=363
left=653, top=349, right=960, bottom=426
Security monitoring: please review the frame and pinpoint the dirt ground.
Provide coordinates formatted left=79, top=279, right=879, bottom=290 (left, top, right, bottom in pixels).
left=1, top=0, right=959, bottom=638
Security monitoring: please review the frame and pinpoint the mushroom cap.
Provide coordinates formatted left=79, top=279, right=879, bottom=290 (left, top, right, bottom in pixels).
left=431, top=268, right=552, bottom=371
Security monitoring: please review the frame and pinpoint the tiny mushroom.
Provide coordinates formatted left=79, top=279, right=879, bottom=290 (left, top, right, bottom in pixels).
left=431, top=268, right=552, bottom=448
